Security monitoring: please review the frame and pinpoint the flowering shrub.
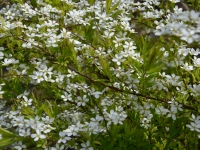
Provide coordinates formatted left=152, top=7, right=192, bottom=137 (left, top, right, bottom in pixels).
left=0, top=0, right=200, bottom=149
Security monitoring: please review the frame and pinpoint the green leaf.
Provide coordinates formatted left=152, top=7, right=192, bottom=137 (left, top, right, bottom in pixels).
left=112, top=147, right=122, bottom=150
left=146, top=64, right=164, bottom=74
left=119, top=140, right=124, bottom=147
left=174, top=117, right=188, bottom=127
left=42, top=101, right=53, bottom=118
left=0, top=128, right=20, bottom=147
left=85, top=25, right=94, bottom=43
left=170, top=127, right=181, bottom=139
left=0, top=128, right=15, bottom=137
left=0, top=138, right=14, bottom=148
left=137, top=143, right=155, bottom=149
left=145, top=46, right=161, bottom=70
left=128, top=57, right=142, bottom=74
left=93, top=140, right=101, bottom=145
left=21, top=106, right=35, bottom=116
left=109, top=0, right=121, bottom=12
left=106, top=0, right=112, bottom=14
left=88, top=0, right=96, bottom=5
left=99, top=56, right=112, bottom=80
left=93, top=78, right=109, bottom=82
left=11, top=0, right=23, bottom=4
left=0, top=16, right=6, bottom=30
left=106, top=140, right=115, bottom=150
left=112, top=10, right=123, bottom=17
left=164, top=120, right=183, bottom=150
left=145, top=72, right=158, bottom=81
left=31, top=0, right=37, bottom=7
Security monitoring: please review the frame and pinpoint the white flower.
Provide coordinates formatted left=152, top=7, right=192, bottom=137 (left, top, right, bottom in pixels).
left=5, top=10, right=15, bottom=20
left=29, top=71, right=44, bottom=83
left=0, top=84, right=5, bottom=95
left=103, top=31, right=114, bottom=38
left=170, top=102, right=183, bottom=111
left=17, top=91, right=30, bottom=99
left=112, top=54, right=125, bottom=65
left=165, top=74, right=181, bottom=86
left=140, top=103, right=151, bottom=116
left=60, top=28, right=71, bottom=39
left=11, top=116, right=25, bottom=128
left=46, top=38, right=58, bottom=47
left=42, top=116, right=54, bottom=124
left=50, top=143, right=65, bottom=150
left=55, top=72, right=65, bottom=83
left=155, top=106, right=169, bottom=115
left=167, top=107, right=177, bottom=120
left=106, top=109, right=127, bottom=126
left=38, top=64, right=53, bottom=75
left=31, top=129, right=46, bottom=141
left=67, top=69, right=77, bottom=78
left=66, top=10, right=86, bottom=24
left=0, top=134, right=2, bottom=140
left=64, top=125, right=79, bottom=136
left=0, top=51, right=4, bottom=59
left=189, top=10, right=200, bottom=23
left=181, top=63, right=194, bottom=71
left=193, top=56, right=200, bottom=67
left=180, top=29, right=199, bottom=44
left=2, top=58, right=19, bottom=66
left=188, top=84, right=200, bottom=96
left=77, top=95, right=89, bottom=106
left=21, top=96, right=32, bottom=107
left=169, top=0, right=180, bottom=3
left=43, top=124, right=55, bottom=133
left=186, top=122, right=200, bottom=132
left=90, top=115, right=103, bottom=127
left=44, top=20, right=59, bottom=27
left=189, top=48, right=199, bottom=56
left=58, top=131, right=71, bottom=144
left=190, top=114, right=200, bottom=124
left=80, top=141, right=93, bottom=150
left=19, top=128, right=31, bottom=137
left=61, top=92, right=72, bottom=101
left=90, top=88, right=102, bottom=98
left=123, top=41, right=137, bottom=51
left=13, top=141, right=26, bottom=150
left=44, top=74, right=55, bottom=82
left=178, top=47, right=190, bottom=56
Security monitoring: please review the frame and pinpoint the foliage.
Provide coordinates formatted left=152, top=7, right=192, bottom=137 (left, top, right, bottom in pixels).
left=0, top=0, right=200, bottom=149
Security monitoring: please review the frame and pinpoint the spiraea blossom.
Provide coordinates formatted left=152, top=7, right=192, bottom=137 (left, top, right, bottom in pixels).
left=0, top=0, right=200, bottom=149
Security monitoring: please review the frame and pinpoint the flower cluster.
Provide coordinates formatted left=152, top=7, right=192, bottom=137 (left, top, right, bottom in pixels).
left=0, top=0, right=200, bottom=149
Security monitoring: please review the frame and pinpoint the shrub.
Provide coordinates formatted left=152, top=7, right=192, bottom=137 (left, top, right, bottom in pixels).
left=0, top=0, right=200, bottom=149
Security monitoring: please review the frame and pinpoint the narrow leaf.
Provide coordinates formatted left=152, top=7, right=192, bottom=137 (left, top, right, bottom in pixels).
left=0, top=138, right=14, bottom=147
left=88, top=0, right=96, bottom=6
left=0, top=128, right=15, bottom=137
left=110, top=0, right=121, bottom=12
left=147, top=64, right=164, bottom=74
left=106, top=0, right=112, bottom=14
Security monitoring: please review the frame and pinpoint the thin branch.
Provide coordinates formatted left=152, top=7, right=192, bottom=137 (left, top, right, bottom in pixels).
left=67, top=65, right=198, bottom=112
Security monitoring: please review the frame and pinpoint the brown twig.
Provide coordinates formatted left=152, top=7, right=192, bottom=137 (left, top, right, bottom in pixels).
left=67, top=65, right=198, bottom=112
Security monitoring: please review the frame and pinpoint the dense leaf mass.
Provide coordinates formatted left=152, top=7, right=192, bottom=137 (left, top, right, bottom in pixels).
left=0, top=0, right=200, bottom=149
